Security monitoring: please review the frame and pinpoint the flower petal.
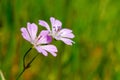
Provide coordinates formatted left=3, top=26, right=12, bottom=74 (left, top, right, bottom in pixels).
left=39, top=20, right=50, bottom=31
left=55, top=20, right=62, bottom=27
left=50, top=17, right=62, bottom=32
left=40, top=45, right=57, bottom=56
left=27, top=23, right=38, bottom=41
left=61, top=33, right=74, bottom=38
left=59, top=28, right=72, bottom=34
left=50, top=17, right=55, bottom=27
left=37, top=30, right=52, bottom=44
left=35, top=46, right=48, bottom=56
left=60, top=32, right=75, bottom=39
left=54, top=28, right=74, bottom=40
left=21, top=27, right=31, bottom=42
left=60, top=38, right=74, bottom=45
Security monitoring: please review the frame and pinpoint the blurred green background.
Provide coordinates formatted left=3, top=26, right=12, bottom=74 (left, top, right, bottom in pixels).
left=1, top=0, right=120, bottom=80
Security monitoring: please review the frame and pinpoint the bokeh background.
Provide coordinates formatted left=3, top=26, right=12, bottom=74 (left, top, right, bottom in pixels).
left=0, top=0, right=120, bottom=80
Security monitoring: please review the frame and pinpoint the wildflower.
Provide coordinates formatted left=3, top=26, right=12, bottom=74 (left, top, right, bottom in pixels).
left=39, top=17, right=75, bottom=45
left=21, top=22, right=57, bottom=56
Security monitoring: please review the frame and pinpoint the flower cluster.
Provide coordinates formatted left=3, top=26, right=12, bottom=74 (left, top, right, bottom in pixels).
left=21, top=17, right=75, bottom=57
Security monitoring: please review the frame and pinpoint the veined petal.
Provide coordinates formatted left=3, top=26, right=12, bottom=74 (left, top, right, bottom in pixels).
left=50, top=17, right=55, bottom=27
left=60, top=38, right=74, bottom=45
left=59, top=28, right=72, bottom=34
left=37, top=30, right=52, bottom=44
left=27, top=23, right=38, bottom=41
left=40, top=45, right=57, bottom=57
left=21, top=27, right=31, bottom=42
left=59, top=31, right=75, bottom=38
left=35, top=46, right=48, bottom=56
left=39, top=20, right=50, bottom=31
left=55, top=20, right=62, bottom=27
left=50, top=17, right=62, bottom=32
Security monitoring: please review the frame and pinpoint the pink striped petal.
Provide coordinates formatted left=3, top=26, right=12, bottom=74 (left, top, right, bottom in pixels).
left=40, top=45, right=57, bottom=56
left=55, top=20, right=62, bottom=27
left=50, top=17, right=62, bottom=32
left=27, top=23, right=38, bottom=41
left=50, top=17, right=55, bottom=27
left=35, top=46, right=48, bottom=56
left=21, top=27, right=31, bottom=42
left=39, top=20, right=50, bottom=31
left=37, top=30, right=52, bottom=44
left=60, top=32, right=75, bottom=38
left=60, top=38, right=74, bottom=45
left=59, top=28, right=72, bottom=34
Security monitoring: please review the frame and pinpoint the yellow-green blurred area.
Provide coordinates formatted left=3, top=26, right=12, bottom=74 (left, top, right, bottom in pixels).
left=0, top=0, right=120, bottom=80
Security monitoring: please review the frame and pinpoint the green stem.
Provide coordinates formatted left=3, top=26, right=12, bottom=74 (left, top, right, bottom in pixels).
left=26, top=53, right=39, bottom=68
left=16, top=68, right=25, bottom=80
left=16, top=47, right=39, bottom=80
left=23, top=47, right=32, bottom=68
left=16, top=53, right=39, bottom=80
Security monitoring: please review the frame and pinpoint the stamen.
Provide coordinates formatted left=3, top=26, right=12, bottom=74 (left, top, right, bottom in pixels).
left=53, top=26, right=56, bottom=31
left=53, top=26, right=61, bottom=32
left=57, top=26, right=61, bottom=32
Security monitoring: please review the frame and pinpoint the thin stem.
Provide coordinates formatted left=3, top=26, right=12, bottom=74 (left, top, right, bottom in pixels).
left=16, top=47, right=32, bottom=80
left=23, top=47, right=32, bottom=68
left=25, top=53, right=39, bottom=69
left=16, top=68, right=25, bottom=80
left=16, top=53, right=39, bottom=80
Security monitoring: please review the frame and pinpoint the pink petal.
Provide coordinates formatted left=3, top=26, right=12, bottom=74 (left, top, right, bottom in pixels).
left=27, top=23, right=38, bottom=41
left=40, top=45, right=57, bottom=57
left=55, top=20, right=62, bottom=27
left=60, top=31, right=75, bottom=38
left=60, top=38, right=74, bottom=45
left=38, top=30, right=49, bottom=36
left=35, top=46, right=48, bottom=56
left=56, top=28, right=74, bottom=39
left=50, top=17, right=62, bottom=32
left=39, top=20, right=50, bottom=31
left=59, top=28, right=72, bottom=33
left=21, top=27, right=31, bottom=42
left=37, top=30, right=52, bottom=44
left=50, top=17, right=55, bottom=26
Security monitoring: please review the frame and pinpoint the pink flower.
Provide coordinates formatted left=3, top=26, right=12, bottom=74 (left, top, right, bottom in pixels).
left=21, top=22, right=57, bottom=56
left=39, top=17, right=75, bottom=45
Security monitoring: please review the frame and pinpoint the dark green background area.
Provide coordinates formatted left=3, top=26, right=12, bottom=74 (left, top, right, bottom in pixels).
left=0, top=0, right=120, bottom=80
